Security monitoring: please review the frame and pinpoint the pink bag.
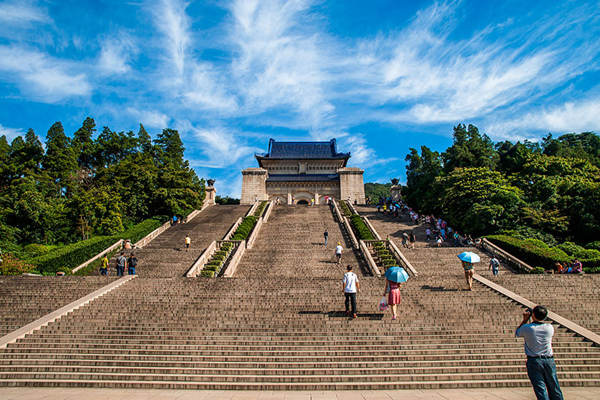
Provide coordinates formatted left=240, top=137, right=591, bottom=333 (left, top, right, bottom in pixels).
left=379, top=296, right=389, bottom=311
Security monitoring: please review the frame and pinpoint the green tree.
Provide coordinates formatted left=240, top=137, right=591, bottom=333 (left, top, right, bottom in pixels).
left=443, top=124, right=498, bottom=172
left=72, top=117, right=96, bottom=170
left=43, top=122, right=77, bottom=196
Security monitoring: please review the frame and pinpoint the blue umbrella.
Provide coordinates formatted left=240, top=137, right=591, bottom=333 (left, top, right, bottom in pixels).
left=457, top=252, right=481, bottom=263
left=385, top=266, right=409, bottom=283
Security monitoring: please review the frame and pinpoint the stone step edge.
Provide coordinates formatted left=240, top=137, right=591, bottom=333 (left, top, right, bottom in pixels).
left=474, top=274, right=600, bottom=346
left=0, top=275, right=136, bottom=349
left=1, top=378, right=598, bottom=389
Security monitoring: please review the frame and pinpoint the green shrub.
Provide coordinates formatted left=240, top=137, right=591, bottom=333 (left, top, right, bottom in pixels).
left=487, top=234, right=570, bottom=269
left=21, top=244, right=58, bottom=260
left=556, top=241, right=584, bottom=256
left=524, top=238, right=549, bottom=249
left=29, top=236, right=118, bottom=274
left=28, top=216, right=166, bottom=274
left=339, top=201, right=353, bottom=216
left=122, top=217, right=164, bottom=244
left=583, top=266, right=600, bottom=274
left=349, top=215, right=375, bottom=240
left=253, top=201, right=268, bottom=217
left=531, top=267, right=546, bottom=274
left=231, top=216, right=258, bottom=241
left=200, top=270, right=215, bottom=278
left=586, top=241, right=600, bottom=251
left=204, top=264, right=220, bottom=272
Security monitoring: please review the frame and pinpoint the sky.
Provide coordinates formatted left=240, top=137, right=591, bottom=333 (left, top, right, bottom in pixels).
left=0, top=0, right=599, bottom=196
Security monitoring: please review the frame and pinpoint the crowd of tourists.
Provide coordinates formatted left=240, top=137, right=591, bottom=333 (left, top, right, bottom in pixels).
left=374, top=197, right=479, bottom=248
left=553, top=259, right=583, bottom=274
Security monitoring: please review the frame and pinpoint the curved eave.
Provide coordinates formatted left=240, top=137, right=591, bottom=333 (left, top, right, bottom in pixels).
left=255, top=155, right=350, bottom=168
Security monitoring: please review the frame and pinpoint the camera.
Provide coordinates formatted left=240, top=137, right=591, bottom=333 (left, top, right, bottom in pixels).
left=525, top=307, right=532, bottom=314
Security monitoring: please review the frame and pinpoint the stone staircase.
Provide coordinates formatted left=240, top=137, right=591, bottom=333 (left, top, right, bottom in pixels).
left=0, top=276, right=118, bottom=337
left=122, top=205, right=248, bottom=278
left=0, top=205, right=599, bottom=389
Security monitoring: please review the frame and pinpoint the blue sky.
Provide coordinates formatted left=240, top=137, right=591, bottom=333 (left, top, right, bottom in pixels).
left=0, top=0, right=599, bottom=196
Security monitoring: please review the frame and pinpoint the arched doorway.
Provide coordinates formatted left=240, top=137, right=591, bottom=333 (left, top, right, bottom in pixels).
left=297, top=199, right=309, bottom=205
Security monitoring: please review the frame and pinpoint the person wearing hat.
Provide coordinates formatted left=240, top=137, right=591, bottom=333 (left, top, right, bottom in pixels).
left=335, top=242, right=343, bottom=265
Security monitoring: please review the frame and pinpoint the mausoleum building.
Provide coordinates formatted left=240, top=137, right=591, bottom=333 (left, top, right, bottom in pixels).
left=241, top=139, right=365, bottom=205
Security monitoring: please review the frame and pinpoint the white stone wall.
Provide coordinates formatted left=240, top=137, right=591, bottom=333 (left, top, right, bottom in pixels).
left=339, top=167, right=365, bottom=204
left=241, top=168, right=268, bottom=204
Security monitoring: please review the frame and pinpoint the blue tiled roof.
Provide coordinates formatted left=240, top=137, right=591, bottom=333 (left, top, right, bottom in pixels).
left=266, top=174, right=340, bottom=182
left=257, top=139, right=350, bottom=160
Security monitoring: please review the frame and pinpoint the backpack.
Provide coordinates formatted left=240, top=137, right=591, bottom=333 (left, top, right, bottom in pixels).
left=129, top=257, right=137, bottom=268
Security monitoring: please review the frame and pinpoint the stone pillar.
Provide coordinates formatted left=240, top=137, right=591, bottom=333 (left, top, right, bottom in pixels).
left=314, top=192, right=319, bottom=205
left=287, top=192, right=292, bottom=205
left=390, top=185, right=402, bottom=202
left=338, top=167, right=366, bottom=204
left=241, top=168, right=268, bottom=205
left=205, top=179, right=216, bottom=206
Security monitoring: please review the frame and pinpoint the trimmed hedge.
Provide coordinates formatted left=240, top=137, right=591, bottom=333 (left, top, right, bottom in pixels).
left=487, top=234, right=600, bottom=270
left=200, top=241, right=236, bottom=278
left=231, top=216, right=258, bottom=241
left=349, top=215, right=375, bottom=240
left=339, top=201, right=353, bottom=217
left=29, top=217, right=164, bottom=274
left=253, top=201, right=268, bottom=217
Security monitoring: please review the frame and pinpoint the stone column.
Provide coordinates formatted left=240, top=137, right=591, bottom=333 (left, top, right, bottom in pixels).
left=287, top=192, right=292, bottom=205
left=205, top=179, right=216, bottom=206
left=241, top=168, right=268, bottom=205
left=338, top=167, right=366, bottom=204
left=314, top=192, right=319, bottom=205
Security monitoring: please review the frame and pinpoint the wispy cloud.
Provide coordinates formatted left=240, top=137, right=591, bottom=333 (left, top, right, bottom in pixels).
left=486, top=97, right=600, bottom=139
left=0, top=45, right=91, bottom=102
left=126, top=108, right=170, bottom=129
left=0, top=123, right=24, bottom=141
left=98, top=34, right=137, bottom=75
left=152, top=0, right=190, bottom=77
left=0, top=0, right=49, bottom=24
left=229, top=0, right=334, bottom=127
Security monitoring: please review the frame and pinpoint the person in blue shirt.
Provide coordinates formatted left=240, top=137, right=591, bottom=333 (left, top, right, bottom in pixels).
left=516, top=305, right=564, bottom=400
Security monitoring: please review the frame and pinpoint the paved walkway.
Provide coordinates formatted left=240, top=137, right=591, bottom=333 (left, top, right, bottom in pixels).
left=1, top=388, right=598, bottom=400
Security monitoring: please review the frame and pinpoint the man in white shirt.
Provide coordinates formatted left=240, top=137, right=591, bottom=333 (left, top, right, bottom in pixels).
left=516, top=305, right=563, bottom=400
left=335, top=242, right=343, bottom=265
left=342, top=265, right=360, bottom=319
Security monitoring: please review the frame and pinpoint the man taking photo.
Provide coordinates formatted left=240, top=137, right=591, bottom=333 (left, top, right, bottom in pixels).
left=515, top=305, right=564, bottom=400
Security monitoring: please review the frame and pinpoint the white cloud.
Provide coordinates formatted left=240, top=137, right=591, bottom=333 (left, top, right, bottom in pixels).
left=339, top=133, right=398, bottom=168
left=152, top=0, right=190, bottom=76
left=0, top=123, right=24, bottom=141
left=126, top=108, right=170, bottom=129
left=486, top=98, right=600, bottom=139
left=98, top=35, right=137, bottom=75
left=0, top=45, right=91, bottom=102
left=176, top=121, right=259, bottom=168
left=229, top=0, right=334, bottom=127
left=0, top=1, right=48, bottom=24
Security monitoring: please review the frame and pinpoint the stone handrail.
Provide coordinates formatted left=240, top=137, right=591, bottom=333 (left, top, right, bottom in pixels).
left=221, top=240, right=247, bottom=277
left=332, top=199, right=359, bottom=249
left=481, top=238, right=533, bottom=273
left=362, top=216, right=382, bottom=240
left=246, top=201, right=260, bottom=217
left=474, top=274, right=600, bottom=346
left=387, top=239, right=418, bottom=276
left=134, top=220, right=171, bottom=248
left=223, top=217, right=242, bottom=241
left=186, top=241, right=217, bottom=277
left=263, top=200, right=274, bottom=222
left=345, top=200, right=359, bottom=215
left=342, top=217, right=359, bottom=249
left=359, top=240, right=381, bottom=277
left=72, top=239, right=124, bottom=273
left=246, top=217, right=264, bottom=249
left=331, top=199, right=343, bottom=222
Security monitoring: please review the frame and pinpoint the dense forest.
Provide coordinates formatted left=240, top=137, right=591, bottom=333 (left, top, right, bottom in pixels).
left=403, top=124, right=600, bottom=248
left=0, top=118, right=206, bottom=255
